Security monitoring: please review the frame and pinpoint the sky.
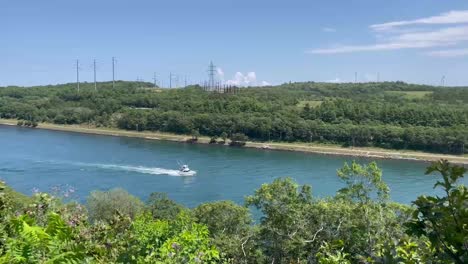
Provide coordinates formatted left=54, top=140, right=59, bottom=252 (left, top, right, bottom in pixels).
left=2, top=0, right=468, bottom=87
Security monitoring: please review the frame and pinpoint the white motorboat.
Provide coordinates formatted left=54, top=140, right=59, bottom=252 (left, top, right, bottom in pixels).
left=180, top=164, right=190, bottom=173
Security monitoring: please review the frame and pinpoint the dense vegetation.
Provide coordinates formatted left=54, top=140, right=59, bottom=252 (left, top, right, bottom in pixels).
left=0, top=160, right=466, bottom=263
left=1, top=81, right=467, bottom=154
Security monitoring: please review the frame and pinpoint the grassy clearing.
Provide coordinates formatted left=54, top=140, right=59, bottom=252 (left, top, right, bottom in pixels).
left=296, top=100, right=323, bottom=108
left=385, top=91, right=433, bottom=99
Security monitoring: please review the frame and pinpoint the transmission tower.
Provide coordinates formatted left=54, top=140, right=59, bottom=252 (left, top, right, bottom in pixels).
left=169, top=72, right=173, bottom=88
left=112, top=57, right=116, bottom=88
left=440, top=75, right=446, bottom=87
left=153, top=72, right=157, bottom=88
left=93, top=59, right=97, bottom=91
left=208, top=61, right=216, bottom=91
left=75, top=60, right=80, bottom=92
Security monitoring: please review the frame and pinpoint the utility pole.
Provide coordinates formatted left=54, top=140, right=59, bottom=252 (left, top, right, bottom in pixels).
left=75, top=59, right=80, bottom=92
left=93, top=59, right=97, bottom=91
left=112, top=57, right=115, bottom=89
left=184, top=75, right=187, bottom=87
left=153, top=72, right=157, bottom=88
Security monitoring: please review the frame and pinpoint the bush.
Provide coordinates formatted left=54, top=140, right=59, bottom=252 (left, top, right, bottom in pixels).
left=209, top=136, right=218, bottom=144
left=229, top=133, right=248, bottom=146
left=86, top=188, right=144, bottom=223
left=146, top=192, right=185, bottom=220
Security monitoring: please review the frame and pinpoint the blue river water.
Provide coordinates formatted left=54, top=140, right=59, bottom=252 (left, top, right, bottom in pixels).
left=1, top=125, right=464, bottom=207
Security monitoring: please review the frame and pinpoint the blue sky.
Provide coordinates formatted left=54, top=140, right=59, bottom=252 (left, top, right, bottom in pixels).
left=2, top=0, right=468, bottom=87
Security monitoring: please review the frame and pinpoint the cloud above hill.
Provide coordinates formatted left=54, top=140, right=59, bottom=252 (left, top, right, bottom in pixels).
left=307, top=10, right=468, bottom=57
left=217, top=68, right=270, bottom=87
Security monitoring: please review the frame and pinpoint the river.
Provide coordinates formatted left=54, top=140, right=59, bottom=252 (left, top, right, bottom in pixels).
left=1, top=125, right=463, bottom=206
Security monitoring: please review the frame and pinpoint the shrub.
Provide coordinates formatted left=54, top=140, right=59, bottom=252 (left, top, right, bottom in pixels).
left=146, top=192, right=185, bottom=220
left=229, top=133, right=248, bottom=146
left=86, top=188, right=144, bottom=223
left=209, top=136, right=217, bottom=144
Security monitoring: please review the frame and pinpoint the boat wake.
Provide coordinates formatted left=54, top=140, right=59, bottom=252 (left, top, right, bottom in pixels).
left=62, top=161, right=196, bottom=177
left=31, top=159, right=197, bottom=177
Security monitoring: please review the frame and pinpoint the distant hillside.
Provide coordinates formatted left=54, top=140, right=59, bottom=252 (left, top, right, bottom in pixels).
left=1, top=81, right=467, bottom=154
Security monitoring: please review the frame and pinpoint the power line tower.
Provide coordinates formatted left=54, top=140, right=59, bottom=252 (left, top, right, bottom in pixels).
left=377, top=72, right=380, bottom=82
left=153, top=72, right=157, bottom=88
left=75, top=59, right=80, bottom=92
left=208, top=61, right=216, bottom=91
left=112, top=57, right=116, bottom=88
left=169, top=72, right=173, bottom=88
left=354, top=72, right=358, bottom=83
left=440, top=75, right=446, bottom=87
left=93, top=59, right=97, bottom=91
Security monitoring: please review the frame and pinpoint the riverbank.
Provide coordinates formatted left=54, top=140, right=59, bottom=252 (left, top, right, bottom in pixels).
left=1, top=119, right=467, bottom=165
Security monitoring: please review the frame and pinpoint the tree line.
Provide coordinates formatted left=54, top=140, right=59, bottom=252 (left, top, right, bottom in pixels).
left=0, top=81, right=467, bottom=154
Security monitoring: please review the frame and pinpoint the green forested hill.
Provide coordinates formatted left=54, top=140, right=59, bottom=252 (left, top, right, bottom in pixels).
left=1, top=81, right=467, bottom=154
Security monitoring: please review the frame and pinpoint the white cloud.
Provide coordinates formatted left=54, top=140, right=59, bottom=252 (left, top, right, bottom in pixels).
left=325, top=78, right=342, bottom=83
left=217, top=69, right=269, bottom=87
left=226, top=71, right=257, bottom=86
left=307, top=10, right=468, bottom=55
left=371, top=10, right=468, bottom=31
left=310, top=26, right=468, bottom=54
left=426, top=48, right=468, bottom=57
left=322, top=27, right=336, bottom=33
left=216, top=67, right=224, bottom=78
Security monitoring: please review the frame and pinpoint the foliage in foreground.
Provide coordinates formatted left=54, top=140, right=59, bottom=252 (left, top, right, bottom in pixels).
left=0, top=160, right=466, bottom=263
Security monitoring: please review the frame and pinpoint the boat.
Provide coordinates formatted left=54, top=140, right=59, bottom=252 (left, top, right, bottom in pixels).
left=179, top=164, right=190, bottom=173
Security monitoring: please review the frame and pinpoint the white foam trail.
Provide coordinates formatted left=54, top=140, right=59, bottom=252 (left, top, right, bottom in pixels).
left=73, top=162, right=196, bottom=176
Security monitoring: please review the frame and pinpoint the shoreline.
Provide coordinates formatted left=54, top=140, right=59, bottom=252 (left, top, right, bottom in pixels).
left=1, top=119, right=467, bottom=165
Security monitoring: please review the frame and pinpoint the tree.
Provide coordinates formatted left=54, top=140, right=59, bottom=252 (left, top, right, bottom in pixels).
left=193, top=201, right=258, bottom=262
left=229, top=133, right=248, bottom=146
left=146, top=192, right=185, bottom=220
left=220, top=132, right=228, bottom=144
left=245, top=178, right=313, bottom=263
left=87, top=188, right=144, bottom=223
left=337, top=161, right=390, bottom=204
left=406, top=160, right=467, bottom=263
